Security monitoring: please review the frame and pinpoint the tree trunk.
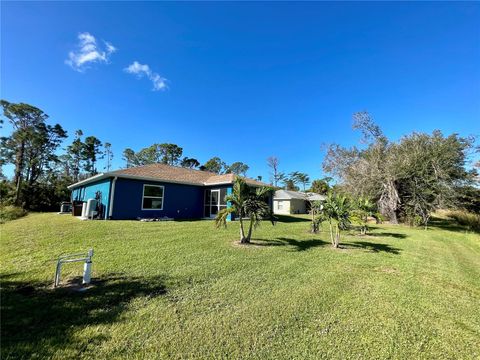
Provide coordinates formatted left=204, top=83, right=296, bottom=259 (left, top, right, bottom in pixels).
left=239, top=217, right=248, bottom=243
left=13, top=141, right=25, bottom=206
left=334, top=226, right=340, bottom=248
left=329, top=221, right=335, bottom=247
left=245, top=216, right=254, bottom=243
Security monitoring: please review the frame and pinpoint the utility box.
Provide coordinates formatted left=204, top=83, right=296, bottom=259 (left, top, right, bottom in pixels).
left=72, top=201, right=83, bottom=216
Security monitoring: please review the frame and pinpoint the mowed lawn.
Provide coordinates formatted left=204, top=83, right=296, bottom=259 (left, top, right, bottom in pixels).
left=1, top=214, right=479, bottom=359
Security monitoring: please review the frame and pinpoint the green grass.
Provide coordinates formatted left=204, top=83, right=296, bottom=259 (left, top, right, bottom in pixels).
left=1, top=213, right=479, bottom=359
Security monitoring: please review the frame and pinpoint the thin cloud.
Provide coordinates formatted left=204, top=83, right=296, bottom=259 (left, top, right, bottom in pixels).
left=124, top=61, right=168, bottom=91
left=66, top=32, right=116, bottom=72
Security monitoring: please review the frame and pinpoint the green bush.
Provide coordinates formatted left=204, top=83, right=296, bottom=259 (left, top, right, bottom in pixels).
left=447, top=210, right=480, bottom=232
left=0, top=206, right=27, bottom=223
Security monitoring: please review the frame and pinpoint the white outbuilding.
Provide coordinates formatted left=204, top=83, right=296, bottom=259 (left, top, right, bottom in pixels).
left=273, top=190, right=326, bottom=215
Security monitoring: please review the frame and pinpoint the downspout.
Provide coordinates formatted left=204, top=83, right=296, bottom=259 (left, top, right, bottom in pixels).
left=108, top=177, right=118, bottom=219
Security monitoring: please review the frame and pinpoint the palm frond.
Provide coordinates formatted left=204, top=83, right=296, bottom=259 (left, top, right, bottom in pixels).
left=214, top=207, right=234, bottom=228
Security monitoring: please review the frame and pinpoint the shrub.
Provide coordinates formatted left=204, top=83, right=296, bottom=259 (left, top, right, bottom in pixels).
left=0, top=206, right=27, bottom=223
left=446, top=210, right=480, bottom=232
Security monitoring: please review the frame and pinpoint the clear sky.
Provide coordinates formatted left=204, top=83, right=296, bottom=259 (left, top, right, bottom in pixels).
left=2, top=1, right=479, bottom=181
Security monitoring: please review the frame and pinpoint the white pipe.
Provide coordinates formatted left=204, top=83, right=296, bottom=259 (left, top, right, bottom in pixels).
left=108, top=176, right=118, bottom=219
left=83, top=261, right=92, bottom=284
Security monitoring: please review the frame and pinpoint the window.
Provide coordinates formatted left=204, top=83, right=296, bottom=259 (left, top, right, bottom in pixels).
left=277, top=201, right=283, bottom=210
left=142, top=185, right=164, bottom=210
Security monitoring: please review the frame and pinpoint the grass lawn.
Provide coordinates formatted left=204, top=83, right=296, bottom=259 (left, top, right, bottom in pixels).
left=1, top=213, right=479, bottom=359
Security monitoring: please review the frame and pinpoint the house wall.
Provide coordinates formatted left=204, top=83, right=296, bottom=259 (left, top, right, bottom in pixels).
left=111, top=178, right=205, bottom=220
left=273, top=199, right=291, bottom=214
left=290, top=198, right=307, bottom=214
left=273, top=199, right=307, bottom=215
left=71, top=178, right=112, bottom=219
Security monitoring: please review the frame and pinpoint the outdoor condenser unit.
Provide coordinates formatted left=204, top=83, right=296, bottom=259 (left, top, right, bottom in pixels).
left=86, top=198, right=97, bottom=219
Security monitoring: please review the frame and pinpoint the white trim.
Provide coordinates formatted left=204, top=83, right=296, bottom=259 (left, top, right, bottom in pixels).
left=67, top=173, right=107, bottom=189
left=141, top=184, right=165, bottom=210
left=209, top=189, right=220, bottom=218
left=108, top=176, right=118, bottom=218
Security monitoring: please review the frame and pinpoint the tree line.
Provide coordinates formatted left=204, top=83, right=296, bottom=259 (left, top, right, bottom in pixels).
left=321, top=112, right=479, bottom=228
left=122, top=145, right=250, bottom=176
left=0, top=100, right=253, bottom=211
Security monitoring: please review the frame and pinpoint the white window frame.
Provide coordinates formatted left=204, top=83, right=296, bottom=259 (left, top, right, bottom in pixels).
left=141, top=184, right=164, bottom=210
left=277, top=201, right=283, bottom=210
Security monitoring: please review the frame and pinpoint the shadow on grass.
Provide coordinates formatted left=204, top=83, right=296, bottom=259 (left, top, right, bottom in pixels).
left=428, top=216, right=476, bottom=233
left=274, top=215, right=311, bottom=223
left=1, top=274, right=167, bottom=358
left=344, top=241, right=401, bottom=255
left=367, top=232, right=408, bottom=239
left=251, top=237, right=328, bottom=251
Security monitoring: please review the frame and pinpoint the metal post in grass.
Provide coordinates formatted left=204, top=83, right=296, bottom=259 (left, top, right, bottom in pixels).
left=53, top=249, right=94, bottom=288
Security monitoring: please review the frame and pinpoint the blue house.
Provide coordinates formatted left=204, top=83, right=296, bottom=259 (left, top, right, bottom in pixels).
left=68, top=163, right=271, bottom=220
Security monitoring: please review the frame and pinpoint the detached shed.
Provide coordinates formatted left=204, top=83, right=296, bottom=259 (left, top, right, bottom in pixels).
left=273, top=190, right=326, bottom=215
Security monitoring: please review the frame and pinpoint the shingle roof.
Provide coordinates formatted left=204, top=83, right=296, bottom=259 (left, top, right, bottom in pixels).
left=69, top=163, right=269, bottom=188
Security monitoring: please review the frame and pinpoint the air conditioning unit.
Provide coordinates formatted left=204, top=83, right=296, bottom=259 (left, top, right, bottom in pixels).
left=86, top=199, right=97, bottom=219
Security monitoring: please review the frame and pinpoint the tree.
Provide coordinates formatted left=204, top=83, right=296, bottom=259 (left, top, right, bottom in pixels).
left=0, top=100, right=67, bottom=206
left=82, top=136, right=103, bottom=176
left=215, top=177, right=274, bottom=244
left=158, top=143, right=183, bottom=165
left=316, top=194, right=351, bottom=248
left=290, top=172, right=310, bottom=192
left=104, top=142, right=113, bottom=171
left=351, top=197, right=376, bottom=235
left=310, top=178, right=331, bottom=195
left=283, top=178, right=299, bottom=191
left=202, top=157, right=227, bottom=174
left=67, top=130, right=84, bottom=182
left=23, top=123, right=67, bottom=201
left=267, top=156, right=285, bottom=186
left=226, top=161, right=249, bottom=176
left=323, top=112, right=476, bottom=227
left=121, top=143, right=183, bottom=167
left=123, top=148, right=136, bottom=168
left=180, top=157, right=200, bottom=169
left=393, top=131, right=475, bottom=229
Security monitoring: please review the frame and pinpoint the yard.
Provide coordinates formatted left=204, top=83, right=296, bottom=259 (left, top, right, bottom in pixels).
left=1, top=213, right=479, bottom=359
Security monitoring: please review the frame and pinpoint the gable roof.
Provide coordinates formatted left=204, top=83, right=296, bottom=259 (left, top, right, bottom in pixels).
left=274, top=189, right=326, bottom=201
left=68, top=163, right=269, bottom=189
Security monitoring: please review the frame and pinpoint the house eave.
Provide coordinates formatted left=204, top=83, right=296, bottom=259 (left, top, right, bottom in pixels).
left=67, top=173, right=108, bottom=189
left=68, top=173, right=238, bottom=189
left=68, top=172, right=268, bottom=190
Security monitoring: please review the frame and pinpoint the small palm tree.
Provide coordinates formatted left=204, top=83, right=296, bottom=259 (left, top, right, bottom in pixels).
left=351, top=197, right=376, bottom=235
left=318, top=193, right=351, bottom=248
left=215, top=177, right=275, bottom=244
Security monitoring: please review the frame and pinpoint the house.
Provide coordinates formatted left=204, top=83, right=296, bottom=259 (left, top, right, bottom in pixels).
left=68, top=163, right=271, bottom=220
left=273, top=190, right=325, bottom=215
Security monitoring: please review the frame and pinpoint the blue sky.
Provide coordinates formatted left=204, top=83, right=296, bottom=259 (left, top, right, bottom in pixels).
left=2, top=1, right=479, bottom=182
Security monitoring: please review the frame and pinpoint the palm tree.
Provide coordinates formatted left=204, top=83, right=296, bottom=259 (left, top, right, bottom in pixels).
left=351, top=197, right=376, bottom=235
left=215, top=177, right=275, bottom=244
left=288, top=171, right=310, bottom=192
left=297, top=173, right=310, bottom=192
left=318, top=194, right=351, bottom=248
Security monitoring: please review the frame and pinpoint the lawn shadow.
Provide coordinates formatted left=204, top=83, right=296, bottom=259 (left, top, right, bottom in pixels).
left=428, top=216, right=476, bottom=233
left=251, top=237, right=328, bottom=251
left=367, top=232, right=408, bottom=239
left=274, top=215, right=311, bottom=223
left=343, top=241, right=401, bottom=255
left=1, top=273, right=167, bottom=358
